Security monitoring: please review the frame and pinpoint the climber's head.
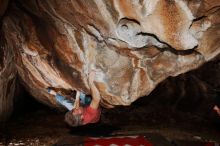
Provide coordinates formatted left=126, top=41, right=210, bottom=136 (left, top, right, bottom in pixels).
left=65, top=107, right=84, bottom=127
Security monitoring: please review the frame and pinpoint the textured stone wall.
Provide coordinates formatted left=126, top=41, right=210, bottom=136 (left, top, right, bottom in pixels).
left=0, top=0, right=17, bottom=121
left=0, top=0, right=220, bottom=112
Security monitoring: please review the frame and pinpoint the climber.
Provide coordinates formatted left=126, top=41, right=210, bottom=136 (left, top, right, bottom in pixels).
left=64, top=70, right=101, bottom=126
left=47, top=70, right=101, bottom=126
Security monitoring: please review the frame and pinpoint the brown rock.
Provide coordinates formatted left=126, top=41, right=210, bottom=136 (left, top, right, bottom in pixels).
left=0, top=31, right=16, bottom=122
left=0, top=0, right=220, bottom=110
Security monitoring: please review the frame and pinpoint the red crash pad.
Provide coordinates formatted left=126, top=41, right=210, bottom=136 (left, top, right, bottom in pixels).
left=54, top=133, right=172, bottom=146
left=85, top=136, right=153, bottom=146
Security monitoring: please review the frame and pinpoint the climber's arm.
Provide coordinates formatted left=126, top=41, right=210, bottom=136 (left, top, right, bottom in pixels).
left=88, top=71, right=101, bottom=109
left=73, top=91, right=80, bottom=109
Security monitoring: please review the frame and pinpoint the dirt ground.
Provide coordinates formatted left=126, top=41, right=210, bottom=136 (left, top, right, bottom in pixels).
left=0, top=94, right=220, bottom=146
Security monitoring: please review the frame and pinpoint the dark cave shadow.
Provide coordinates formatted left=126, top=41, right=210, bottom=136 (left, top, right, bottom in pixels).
left=68, top=123, right=121, bottom=137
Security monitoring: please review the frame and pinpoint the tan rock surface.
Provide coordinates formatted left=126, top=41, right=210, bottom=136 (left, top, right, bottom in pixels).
left=0, top=0, right=220, bottom=110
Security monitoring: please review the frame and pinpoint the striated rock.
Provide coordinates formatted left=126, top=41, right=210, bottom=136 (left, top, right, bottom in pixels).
left=1, top=0, right=220, bottom=109
left=0, top=32, right=16, bottom=121
left=0, top=0, right=17, bottom=121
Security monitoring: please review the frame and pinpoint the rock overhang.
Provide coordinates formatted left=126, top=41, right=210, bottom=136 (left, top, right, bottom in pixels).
left=0, top=0, right=219, bottom=110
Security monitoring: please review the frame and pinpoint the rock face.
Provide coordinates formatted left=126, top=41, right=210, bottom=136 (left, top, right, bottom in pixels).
left=0, top=0, right=17, bottom=121
left=0, top=0, right=16, bottom=122
left=0, top=0, right=220, bottom=110
left=0, top=34, right=16, bottom=122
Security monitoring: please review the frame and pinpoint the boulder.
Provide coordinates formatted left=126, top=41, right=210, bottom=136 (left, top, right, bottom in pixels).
left=0, top=1, right=16, bottom=120
left=1, top=0, right=220, bottom=109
